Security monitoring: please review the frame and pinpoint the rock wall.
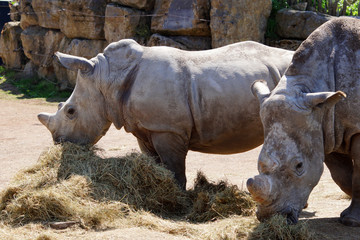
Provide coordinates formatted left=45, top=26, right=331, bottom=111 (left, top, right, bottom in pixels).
left=1, top=0, right=274, bottom=88
left=266, top=8, right=337, bottom=51
left=276, top=9, right=335, bottom=40
left=210, top=0, right=272, bottom=48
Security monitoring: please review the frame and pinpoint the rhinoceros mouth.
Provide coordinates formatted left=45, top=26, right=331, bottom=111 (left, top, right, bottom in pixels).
left=53, top=135, right=90, bottom=145
left=54, top=135, right=66, bottom=144
left=256, top=204, right=300, bottom=224
left=280, top=206, right=300, bottom=224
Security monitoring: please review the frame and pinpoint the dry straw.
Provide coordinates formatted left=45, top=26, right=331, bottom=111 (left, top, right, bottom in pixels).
left=0, top=143, right=255, bottom=228
left=0, top=143, right=315, bottom=239
left=249, top=214, right=316, bottom=240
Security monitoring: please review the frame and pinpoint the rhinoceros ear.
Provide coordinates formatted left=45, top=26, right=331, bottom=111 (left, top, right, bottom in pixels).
left=251, top=80, right=270, bottom=104
left=55, top=52, right=95, bottom=73
left=304, top=91, right=346, bottom=109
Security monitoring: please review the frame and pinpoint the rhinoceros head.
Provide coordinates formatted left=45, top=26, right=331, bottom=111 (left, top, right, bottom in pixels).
left=248, top=80, right=346, bottom=224
left=38, top=52, right=112, bottom=145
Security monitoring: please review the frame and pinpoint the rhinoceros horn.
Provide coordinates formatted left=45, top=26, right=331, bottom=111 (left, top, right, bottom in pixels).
left=303, top=91, right=346, bottom=108
left=251, top=80, right=270, bottom=103
left=38, top=113, right=52, bottom=131
left=55, top=52, right=95, bottom=73
left=247, top=175, right=273, bottom=204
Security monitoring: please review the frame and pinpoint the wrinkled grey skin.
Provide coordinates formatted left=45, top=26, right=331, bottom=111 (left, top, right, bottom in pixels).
left=38, top=39, right=293, bottom=189
left=248, top=17, right=360, bottom=227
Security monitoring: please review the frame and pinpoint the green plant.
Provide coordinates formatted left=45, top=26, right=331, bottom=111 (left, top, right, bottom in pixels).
left=267, top=0, right=360, bottom=39
left=340, top=0, right=359, bottom=15
left=271, top=0, right=359, bottom=16
left=0, top=66, right=71, bottom=100
left=266, top=0, right=290, bottom=39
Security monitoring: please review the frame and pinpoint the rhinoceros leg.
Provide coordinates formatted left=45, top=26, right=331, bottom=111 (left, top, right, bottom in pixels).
left=339, top=134, right=360, bottom=227
left=137, top=138, right=160, bottom=162
left=150, top=132, right=188, bottom=189
left=324, top=152, right=353, bottom=196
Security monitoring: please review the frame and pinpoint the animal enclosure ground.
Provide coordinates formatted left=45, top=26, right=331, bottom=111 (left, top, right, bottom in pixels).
left=1, top=94, right=360, bottom=239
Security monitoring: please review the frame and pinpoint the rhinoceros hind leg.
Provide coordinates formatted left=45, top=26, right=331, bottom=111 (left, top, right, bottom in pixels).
left=340, top=134, right=360, bottom=227
left=151, top=132, right=188, bottom=190
left=324, top=152, right=353, bottom=196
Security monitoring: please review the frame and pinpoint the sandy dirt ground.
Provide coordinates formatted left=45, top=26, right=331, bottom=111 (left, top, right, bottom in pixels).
left=1, top=97, right=360, bottom=239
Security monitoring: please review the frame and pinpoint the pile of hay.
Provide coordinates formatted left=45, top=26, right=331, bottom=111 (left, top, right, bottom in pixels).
left=187, top=172, right=256, bottom=222
left=0, top=143, right=255, bottom=229
left=249, top=214, right=316, bottom=240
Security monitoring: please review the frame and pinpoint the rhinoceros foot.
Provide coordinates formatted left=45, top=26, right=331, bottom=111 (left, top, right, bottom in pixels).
left=340, top=205, right=360, bottom=227
left=340, top=216, right=360, bottom=227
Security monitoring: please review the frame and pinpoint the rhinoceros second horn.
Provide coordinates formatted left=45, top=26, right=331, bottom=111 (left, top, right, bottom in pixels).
left=55, top=52, right=95, bottom=73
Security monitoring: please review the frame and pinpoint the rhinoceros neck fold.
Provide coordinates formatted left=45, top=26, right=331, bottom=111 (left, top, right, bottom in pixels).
left=101, top=64, right=139, bottom=131
left=322, top=105, right=336, bottom=155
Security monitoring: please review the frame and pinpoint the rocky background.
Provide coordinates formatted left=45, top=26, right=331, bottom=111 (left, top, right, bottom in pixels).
left=0, top=0, right=340, bottom=89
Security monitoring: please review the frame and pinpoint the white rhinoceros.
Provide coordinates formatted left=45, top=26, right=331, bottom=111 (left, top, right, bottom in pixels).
left=38, top=39, right=293, bottom=188
left=248, top=17, right=360, bottom=226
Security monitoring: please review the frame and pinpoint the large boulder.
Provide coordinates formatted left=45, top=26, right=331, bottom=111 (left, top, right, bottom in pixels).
left=19, top=0, right=39, bottom=30
left=21, top=60, right=57, bottom=82
left=9, top=2, right=21, bottom=21
left=266, top=39, right=303, bottom=51
left=147, top=33, right=211, bottom=50
left=54, top=38, right=108, bottom=88
left=210, top=0, right=272, bottom=48
left=110, top=0, right=155, bottom=11
left=276, top=9, right=335, bottom=39
left=147, top=34, right=188, bottom=49
left=32, top=0, right=62, bottom=29
left=0, top=22, right=27, bottom=69
left=59, top=0, right=107, bottom=40
left=104, top=4, right=149, bottom=44
left=151, top=0, right=211, bottom=37
left=20, top=26, right=64, bottom=67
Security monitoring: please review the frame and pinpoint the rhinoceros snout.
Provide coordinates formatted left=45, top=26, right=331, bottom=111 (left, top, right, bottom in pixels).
left=38, top=113, right=50, bottom=128
left=247, top=175, right=273, bottom=204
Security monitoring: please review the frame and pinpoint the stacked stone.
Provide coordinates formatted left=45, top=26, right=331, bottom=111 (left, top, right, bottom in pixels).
left=0, top=0, right=272, bottom=88
left=266, top=8, right=335, bottom=51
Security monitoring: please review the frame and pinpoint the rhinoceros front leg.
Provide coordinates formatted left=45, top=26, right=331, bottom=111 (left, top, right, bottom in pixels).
left=324, top=152, right=353, bottom=196
left=340, top=134, right=360, bottom=227
left=137, top=138, right=160, bottom=161
left=150, top=132, right=188, bottom=190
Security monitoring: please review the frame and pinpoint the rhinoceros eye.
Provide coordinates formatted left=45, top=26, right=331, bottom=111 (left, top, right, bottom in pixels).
left=294, top=159, right=305, bottom=176
left=67, top=107, right=75, bottom=115
left=65, top=105, right=76, bottom=119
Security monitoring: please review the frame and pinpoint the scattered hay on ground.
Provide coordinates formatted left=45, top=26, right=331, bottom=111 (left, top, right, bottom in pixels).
left=2, top=142, right=314, bottom=239
left=0, top=143, right=256, bottom=230
left=248, top=214, right=316, bottom=240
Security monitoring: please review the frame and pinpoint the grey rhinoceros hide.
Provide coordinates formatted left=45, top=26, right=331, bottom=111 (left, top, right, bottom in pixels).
left=38, top=39, right=294, bottom=188
left=248, top=17, right=360, bottom=227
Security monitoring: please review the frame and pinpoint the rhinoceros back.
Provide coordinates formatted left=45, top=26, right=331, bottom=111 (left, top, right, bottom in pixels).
left=184, top=42, right=293, bottom=154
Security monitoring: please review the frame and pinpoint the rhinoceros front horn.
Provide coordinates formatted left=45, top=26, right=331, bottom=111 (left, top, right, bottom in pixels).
left=55, top=52, right=95, bottom=73
left=38, top=113, right=51, bottom=129
left=247, top=175, right=272, bottom=204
